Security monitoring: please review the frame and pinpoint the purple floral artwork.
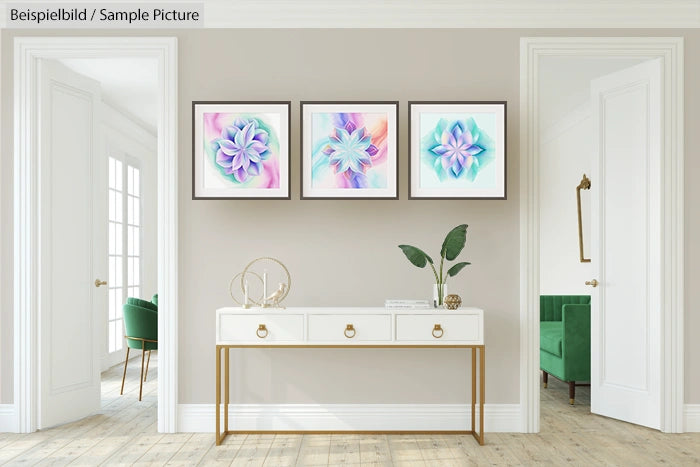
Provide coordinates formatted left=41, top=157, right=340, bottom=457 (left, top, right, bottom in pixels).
left=203, top=113, right=281, bottom=189
left=211, top=118, right=271, bottom=183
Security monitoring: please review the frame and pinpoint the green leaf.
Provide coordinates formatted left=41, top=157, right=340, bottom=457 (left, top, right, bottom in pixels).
left=398, top=245, right=434, bottom=268
left=447, top=262, right=471, bottom=277
left=440, top=224, right=468, bottom=261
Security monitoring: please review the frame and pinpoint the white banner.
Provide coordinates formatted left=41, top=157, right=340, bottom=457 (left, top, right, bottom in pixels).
left=6, top=3, right=203, bottom=28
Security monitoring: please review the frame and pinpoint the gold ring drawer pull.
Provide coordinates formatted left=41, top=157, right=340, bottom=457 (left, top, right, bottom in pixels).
left=432, top=324, right=444, bottom=339
left=256, top=324, right=268, bottom=339
left=344, top=324, right=356, bottom=339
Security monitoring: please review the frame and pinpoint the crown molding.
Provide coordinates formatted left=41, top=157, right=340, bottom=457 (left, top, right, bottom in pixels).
left=204, top=0, right=700, bottom=28
left=1, top=0, right=699, bottom=28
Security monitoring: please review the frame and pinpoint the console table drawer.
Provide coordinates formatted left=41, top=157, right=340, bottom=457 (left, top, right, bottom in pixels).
left=218, top=314, right=304, bottom=342
left=308, top=314, right=391, bottom=342
left=395, top=314, right=482, bottom=343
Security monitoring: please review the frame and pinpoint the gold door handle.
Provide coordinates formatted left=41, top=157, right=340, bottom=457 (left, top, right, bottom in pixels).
left=256, top=324, right=268, bottom=339
left=432, top=324, right=444, bottom=339
left=585, top=279, right=599, bottom=287
left=94, top=279, right=107, bottom=287
left=344, top=324, right=356, bottom=339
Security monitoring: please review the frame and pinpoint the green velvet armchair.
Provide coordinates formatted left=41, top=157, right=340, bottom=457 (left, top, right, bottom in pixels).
left=540, top=295, right=591, bottom=404
left=121, top=300, right=158, bottom=401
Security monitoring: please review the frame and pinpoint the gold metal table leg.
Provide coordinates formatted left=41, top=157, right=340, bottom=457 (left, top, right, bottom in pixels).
left=225, top=347, right=230, bottom=433
left=215, top=345, right=221, bottom=445
left=471, top=347, right=476, bottom=434
left=479, top=346, right=485, bottom=445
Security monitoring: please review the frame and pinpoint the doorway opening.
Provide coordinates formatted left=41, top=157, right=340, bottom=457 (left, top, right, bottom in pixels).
left=537, top=55, right=651, bottom=427
left=43, top=55, right=159, bottom=423
left=520, top=37, right=684, bottom=434
left=13, top=37, right=177, bottom=434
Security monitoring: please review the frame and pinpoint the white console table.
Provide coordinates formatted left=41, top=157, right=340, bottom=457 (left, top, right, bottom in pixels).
left=215, top=307, right=485, bottom=445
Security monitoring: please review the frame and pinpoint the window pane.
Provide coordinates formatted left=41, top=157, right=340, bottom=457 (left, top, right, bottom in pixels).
left=127, top=257, right=134, bottom=286
left=132, top=199, right=140, bottom=227
left=133, top=258, right=140, bottom=286
left=109, top=288, right=116, bottom=320
left=133, top=168, right=140, bottom=196
left=109, top=256, right=115, bottom=285
left=115, top=192, right=122, bottom=223
left=127, top=226, right=133, bottom=256
left=108, top=190, right=115, bottom=221
left=114, top=257, right=122, bottom=287
left=132, top=287, right=140, bottom=299
left=115, top=223, right=123, bottom=256
left=109, top=321, right=116, bottom=353
left=127, top=196, right=133, bottom=225
left=127, top=166, right=134, bottom=195
left=116, top=286, right=123, bottom=314
left=133, top=227, right=140, bottom=256
left=115, top=159, right=123, bottom=191
left=109, top=222, right=115, bottom=255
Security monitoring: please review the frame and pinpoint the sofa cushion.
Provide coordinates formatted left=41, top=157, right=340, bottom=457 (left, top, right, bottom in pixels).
left=540, top=321, right=562, bottom=357
left=540, top=295, right=590, bottom=321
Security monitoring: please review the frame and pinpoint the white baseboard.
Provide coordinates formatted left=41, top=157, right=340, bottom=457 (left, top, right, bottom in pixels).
left=177, top=403, right=521, bottom=433
left=685, top=404, right=700, bottom=432
left=0, top=404, right=17, bottom=432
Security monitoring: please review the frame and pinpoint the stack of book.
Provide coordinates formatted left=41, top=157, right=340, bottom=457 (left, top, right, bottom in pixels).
left=385, top=299, right=431, bottom=309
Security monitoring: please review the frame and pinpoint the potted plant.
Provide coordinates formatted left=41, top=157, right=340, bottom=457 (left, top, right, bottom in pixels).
left=398, top=224, right=471, bottom=307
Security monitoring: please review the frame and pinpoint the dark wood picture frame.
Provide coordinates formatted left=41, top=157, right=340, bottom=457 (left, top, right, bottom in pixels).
left=408, top=101, right=507, bottom=200
left=300, top=101, right=399, bottom=200
left=192, top=101, right=291, bottom=200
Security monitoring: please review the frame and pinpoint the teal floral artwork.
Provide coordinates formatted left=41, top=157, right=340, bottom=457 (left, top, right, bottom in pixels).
left=422, top=117, right=495, bottom=182
left=410, top=102, right=506, bottom=199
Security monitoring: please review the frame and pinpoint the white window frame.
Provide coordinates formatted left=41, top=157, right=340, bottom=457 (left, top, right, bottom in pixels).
left=108, top=153, right=143, bottom=357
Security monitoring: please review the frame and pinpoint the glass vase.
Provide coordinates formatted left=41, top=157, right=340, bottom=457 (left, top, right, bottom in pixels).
left=433, top=283, right=448, bottom=308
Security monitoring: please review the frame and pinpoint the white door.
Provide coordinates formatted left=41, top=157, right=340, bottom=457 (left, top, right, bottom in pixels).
left=589, top=59, right=662, bottom=429
left=38, top=60, right=105, bottom=428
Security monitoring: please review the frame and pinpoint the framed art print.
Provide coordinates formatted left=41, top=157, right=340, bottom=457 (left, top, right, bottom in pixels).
left=301, top=101, right=398, bottom=199
left=192, top=101, right=290, bottom=199
left=409, top=101, right=506, bottom=199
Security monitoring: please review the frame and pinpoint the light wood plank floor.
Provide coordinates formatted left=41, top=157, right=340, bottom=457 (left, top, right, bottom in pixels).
left=1, top=357, right=699, bottom=466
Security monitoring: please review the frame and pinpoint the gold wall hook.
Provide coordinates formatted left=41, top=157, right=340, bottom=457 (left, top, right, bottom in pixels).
left=576, top=174, right=592, bottom=263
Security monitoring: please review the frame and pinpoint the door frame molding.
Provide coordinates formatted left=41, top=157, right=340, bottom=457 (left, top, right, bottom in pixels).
left=13, top=36, right=178, bottom=433
left=519, top=37, right=684, bottom=433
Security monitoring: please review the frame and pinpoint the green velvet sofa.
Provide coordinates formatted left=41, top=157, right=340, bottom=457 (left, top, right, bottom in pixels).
left=540, top=295, right=591, bottom=404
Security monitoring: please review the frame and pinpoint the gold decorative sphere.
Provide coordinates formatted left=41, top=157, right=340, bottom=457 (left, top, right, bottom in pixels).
left=444, top=294, right=462, bottom=310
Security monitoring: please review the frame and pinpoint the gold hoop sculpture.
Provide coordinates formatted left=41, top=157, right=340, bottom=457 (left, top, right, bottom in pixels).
left=239, top=257, right=291, bottom=308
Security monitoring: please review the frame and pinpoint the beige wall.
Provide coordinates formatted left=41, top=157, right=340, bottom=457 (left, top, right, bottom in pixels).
left=2, top=29, right=699, bottom=408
